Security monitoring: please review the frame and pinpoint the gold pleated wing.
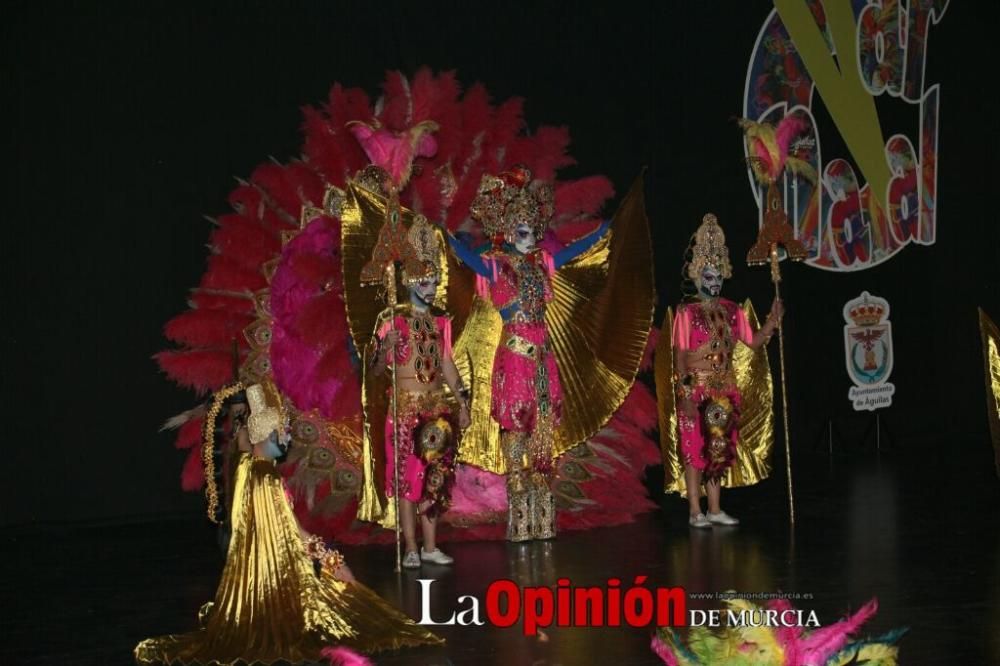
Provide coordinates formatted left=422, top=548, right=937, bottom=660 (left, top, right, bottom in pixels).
left=549, top=174, right=654, bottom=455
left=451, top=295, right=505, bottom=471
left=454, top=174, right=655, bottom=473
left=356, top=310, right=395, bottom=527
left=657, top=301, right=774, bottom=496
left=979, top=308, right=1000, bottom=479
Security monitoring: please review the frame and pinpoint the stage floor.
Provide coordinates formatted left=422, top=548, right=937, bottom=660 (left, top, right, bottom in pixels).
left=4, top=448, right=998, bottom=665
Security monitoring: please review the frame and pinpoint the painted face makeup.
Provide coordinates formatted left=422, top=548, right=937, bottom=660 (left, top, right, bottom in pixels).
left=698, top=266, right=723, bottom=298
left=411, top=275, right=440, bottom=308
left=513, top=224, right=537, bottom=253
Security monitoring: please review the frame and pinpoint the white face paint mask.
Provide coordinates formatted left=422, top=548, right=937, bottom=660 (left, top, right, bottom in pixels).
left=410, top=275, right=440, bottom=309
left=512, top=224, right=537, bottom=253
left=698, top=266, right=723, bottom=298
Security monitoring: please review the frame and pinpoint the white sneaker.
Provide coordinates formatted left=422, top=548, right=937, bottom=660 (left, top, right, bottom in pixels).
left=420, top=547, right=454, bottom=565
left=706, top=511, right=739, bottom=526
left=402, top=551, right=421, bottom=569
left=688, top=513, right=711, bottom=528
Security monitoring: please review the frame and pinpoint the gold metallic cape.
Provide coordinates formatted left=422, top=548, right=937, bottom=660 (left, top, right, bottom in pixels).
left=656, top=301, right=774, bottom=496
left=453, top=174, right=655, bottom=473
left=135, top=454, right=441, bottom=665
left=979, top=308, right=1000, bottom=479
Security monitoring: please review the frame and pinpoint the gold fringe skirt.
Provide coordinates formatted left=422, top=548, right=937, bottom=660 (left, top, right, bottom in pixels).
left=135, top=454, right=442, bottom=665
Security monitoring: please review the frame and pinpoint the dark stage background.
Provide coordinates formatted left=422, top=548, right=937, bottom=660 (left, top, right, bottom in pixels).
left=4, top=1, right=998, bottom=527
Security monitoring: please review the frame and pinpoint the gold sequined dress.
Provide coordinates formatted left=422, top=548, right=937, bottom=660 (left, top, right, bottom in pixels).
left=135, top=454, right=442, bottom=665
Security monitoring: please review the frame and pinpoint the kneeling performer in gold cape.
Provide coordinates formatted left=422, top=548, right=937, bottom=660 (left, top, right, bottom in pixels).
left=135, top=382, right=442, bottom=665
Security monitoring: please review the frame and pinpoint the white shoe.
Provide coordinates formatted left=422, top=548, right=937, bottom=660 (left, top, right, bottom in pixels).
left=688, top=513, right=711, bottom=528
left=706, top=511, right=739, bottom=526
left=420, top=547, right=454, bottom=565
left=402, top=551, right=421, bottom=569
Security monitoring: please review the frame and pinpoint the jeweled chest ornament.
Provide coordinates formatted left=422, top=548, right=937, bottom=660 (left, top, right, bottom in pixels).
left=408, top=313, right=441, bottom=384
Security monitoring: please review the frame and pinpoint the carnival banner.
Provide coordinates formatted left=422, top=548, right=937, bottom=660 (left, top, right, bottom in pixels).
left=844, top=291, right=895, bottom=410
left=744, top=0, right=948, bottom=272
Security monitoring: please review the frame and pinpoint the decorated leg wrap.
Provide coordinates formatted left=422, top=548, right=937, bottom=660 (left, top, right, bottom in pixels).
left=503, top=431, right=533, bottom=542
left=529, top=475, right=556, bottom=540
left=507, top=489, right=532, bottom=542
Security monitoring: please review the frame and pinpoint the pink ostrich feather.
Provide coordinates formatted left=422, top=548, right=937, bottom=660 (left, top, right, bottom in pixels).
left=650, top=633, right=680, bottom=666
left=770, top=597, right=880, bottom=666
left=774, top=115, right=808, bottom=167
left=447, top=466, right=508, bottom=520
left=321, top=646, right=373, bottom=666
left=270, top=216, right=359, bottom=420
left=348, top=122, right=438, bottom=187
left=798, top=598, right=879, bottom=665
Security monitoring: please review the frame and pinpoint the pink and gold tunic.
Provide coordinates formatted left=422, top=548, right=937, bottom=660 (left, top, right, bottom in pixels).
left=672, top=298, right=753, bottom=478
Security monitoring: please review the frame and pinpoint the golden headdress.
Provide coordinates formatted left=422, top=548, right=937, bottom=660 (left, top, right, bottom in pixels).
left=469, top=166, right=555, bottom=243
left=358, top=165, right=441, bottom=285
left=247, top=383, right=285, bottom=445
left=402, top=214, right=442, bottom=283
left=686, top=213, right=732, bottom=281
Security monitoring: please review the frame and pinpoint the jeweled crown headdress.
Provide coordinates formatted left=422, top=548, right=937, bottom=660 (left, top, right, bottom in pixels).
left=686, top=213, right=732, bottom=280
left=469, top=165, right=555, bottom=244
left=355, top=166, right=440, bottom=287
left=402, top=214, right=442, bottom=283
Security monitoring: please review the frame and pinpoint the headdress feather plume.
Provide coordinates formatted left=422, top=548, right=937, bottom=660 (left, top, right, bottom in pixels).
left=739, top=115, right=817, bottom=185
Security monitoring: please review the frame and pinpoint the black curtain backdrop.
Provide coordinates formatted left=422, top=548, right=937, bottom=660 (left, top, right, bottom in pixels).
left=5, top=1, right=998, bottom=526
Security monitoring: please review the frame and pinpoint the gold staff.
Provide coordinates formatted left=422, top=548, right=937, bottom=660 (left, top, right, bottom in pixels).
left=383, top=264, right=403, bottom=573
left=746, top=184, right=808, bottom=525
left=768, top=242, right=795, bottom=524
left=740, top=116, right=816, bottom=525
left=360, top=184, right=418, bottom=573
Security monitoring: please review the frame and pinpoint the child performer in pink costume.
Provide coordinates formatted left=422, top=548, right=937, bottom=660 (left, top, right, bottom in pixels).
left=447, top=166, right=609, bottom=541
left=672, top=214, right=782, bottom=528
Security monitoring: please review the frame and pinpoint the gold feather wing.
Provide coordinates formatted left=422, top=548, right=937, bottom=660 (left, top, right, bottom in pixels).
left=356, top=315, right=393, bottom=527
left=549, top=174, right=654, bottom=456
left=979, top=308, right=1000, bottom=479
left=452, top=296, right=505, bottom=472
left=453, top=174, right=654, bottom=473
left=657, top=301, right=774, bottom=496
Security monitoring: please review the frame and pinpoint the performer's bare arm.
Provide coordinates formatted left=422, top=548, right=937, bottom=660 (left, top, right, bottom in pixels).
left=748, top=297, right=784, bottom=350
left=370, top=330, right=396, bottom=377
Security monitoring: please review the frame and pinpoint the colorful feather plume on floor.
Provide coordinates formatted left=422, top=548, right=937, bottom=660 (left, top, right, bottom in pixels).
left=156, top=69, right=659, bottom=542
left=651, top=597, right=906, bottom=666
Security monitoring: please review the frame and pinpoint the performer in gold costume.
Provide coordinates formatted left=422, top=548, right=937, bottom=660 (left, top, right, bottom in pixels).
left=657, top=214, right=780, bottom=529
left=447, top=168, right=654, bottom=542
left=447, top=167, right=607, bottom=541
left=135, top=382, right=442, bottom=665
